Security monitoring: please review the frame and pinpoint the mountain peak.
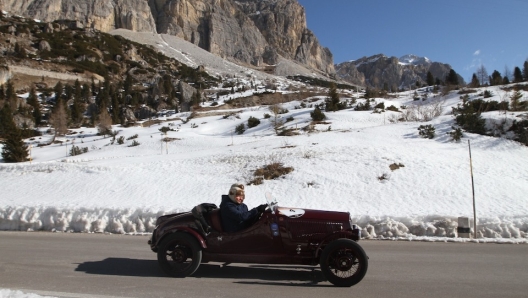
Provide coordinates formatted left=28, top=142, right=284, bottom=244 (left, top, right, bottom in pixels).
left=399, top=54, right=431, bottom=66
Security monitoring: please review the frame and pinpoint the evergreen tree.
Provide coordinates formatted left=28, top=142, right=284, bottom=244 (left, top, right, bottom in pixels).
left=53, top=81, right=63, bottom=103
left=5, top=80, right=17, bottom=108
left=325, top=83, right=340, bottom=112
left=445, top=69, right=459, bottom=86
left=469, top=73, right=480, bottom=88
left=513, top=67, right=523, bottom=83
left=124, top=75, right=133, bottom=96
left=26, top=87, right=42, bottom=126
left=81, top=83, right=91, bottom=103
left=490, top=70, right=503, bottom=86
left=70, top=80, right=84, bottom=125
left=502, top=76, right=510, bottom=85
left=1, top=129, right=28, bottom=163
left=523, top=61, right=528, bottom=82
left=0, top=104, right=17, bottom=138
left=310, top=107, right=326, bottom=121
left=510, top=91, right=523, bottom=111
left=111, top=92, right=120, bottom=124
left=452, top=95, right=486, bottom=134
left=426, top=71, right=435, bottom=86
left=0, top=84, right=5, bottom=101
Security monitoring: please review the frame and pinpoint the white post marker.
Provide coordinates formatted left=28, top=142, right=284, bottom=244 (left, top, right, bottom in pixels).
left=468, top=140, right=477, bottom=238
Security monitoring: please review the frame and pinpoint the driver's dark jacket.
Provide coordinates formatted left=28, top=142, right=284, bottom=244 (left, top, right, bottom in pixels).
left=220, top=195, right=259, bottom=233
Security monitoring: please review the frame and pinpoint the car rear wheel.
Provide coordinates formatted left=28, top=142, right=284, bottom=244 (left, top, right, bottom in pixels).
left=157, top=232, right=202, bottom=277
left=320, top=239, right=368, bottom=287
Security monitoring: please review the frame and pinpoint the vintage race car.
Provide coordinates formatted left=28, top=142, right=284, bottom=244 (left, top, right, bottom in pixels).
left=148, top=194, right=368, bottom=287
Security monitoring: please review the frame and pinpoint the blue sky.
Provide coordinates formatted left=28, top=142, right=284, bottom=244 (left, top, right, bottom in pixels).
left=297, top=0, right=528, bottom=82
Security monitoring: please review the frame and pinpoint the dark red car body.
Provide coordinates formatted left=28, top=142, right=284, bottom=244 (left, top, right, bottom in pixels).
left=149, top=204, right=368, bottom=287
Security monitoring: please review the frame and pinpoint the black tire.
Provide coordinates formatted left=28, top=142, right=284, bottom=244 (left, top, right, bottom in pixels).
left=157, top=232, right=202, bottom=277
left=319, top=239, right=368, bottom=287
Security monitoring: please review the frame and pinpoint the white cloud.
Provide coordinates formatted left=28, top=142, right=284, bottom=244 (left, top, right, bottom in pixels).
left=473, top=50, right=481, bottom=56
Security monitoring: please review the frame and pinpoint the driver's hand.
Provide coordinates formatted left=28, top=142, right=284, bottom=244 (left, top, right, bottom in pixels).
left=257, top=204, right=268, bottom=213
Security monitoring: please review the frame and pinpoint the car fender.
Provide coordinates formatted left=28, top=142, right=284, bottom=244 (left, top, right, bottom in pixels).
left=157, top=227, right=207, bottom=249
left=314, top=231, right=358, bottom=258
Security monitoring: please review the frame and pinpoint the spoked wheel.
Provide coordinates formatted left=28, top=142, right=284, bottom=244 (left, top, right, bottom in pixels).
left=157, top=232, right=202, bottom=277
left=320, top=239, right=368, bottom=287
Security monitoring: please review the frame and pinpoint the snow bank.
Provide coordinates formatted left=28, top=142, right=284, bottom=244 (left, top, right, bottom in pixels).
left=1, top=207, right=526, bottom=243
left=0, top=289, right=55, bottom=298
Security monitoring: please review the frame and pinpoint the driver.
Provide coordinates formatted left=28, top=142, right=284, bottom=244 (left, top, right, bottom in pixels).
left=220, top=184, right=267, bottom=233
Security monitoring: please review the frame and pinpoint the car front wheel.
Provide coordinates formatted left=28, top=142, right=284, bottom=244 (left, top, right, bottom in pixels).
left=157, top=232, right=202, bottom=277
left=320, top=239, right=368, bottom=287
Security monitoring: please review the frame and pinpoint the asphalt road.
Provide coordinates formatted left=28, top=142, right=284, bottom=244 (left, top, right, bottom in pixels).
left=0, top=232, right=526, bottom=298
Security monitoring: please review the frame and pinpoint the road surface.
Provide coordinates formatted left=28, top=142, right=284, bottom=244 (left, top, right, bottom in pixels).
left=0, top=232, right=526, bottom=298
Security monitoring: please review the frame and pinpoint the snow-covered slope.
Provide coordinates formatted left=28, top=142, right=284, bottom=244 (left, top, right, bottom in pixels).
left=1, top=84, right=527, bottom=243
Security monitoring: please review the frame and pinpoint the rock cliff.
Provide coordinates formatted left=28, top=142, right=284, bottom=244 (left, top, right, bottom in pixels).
left=1, top=0, right=334, bottom=75
left=335, top=54, right=464, bottom=89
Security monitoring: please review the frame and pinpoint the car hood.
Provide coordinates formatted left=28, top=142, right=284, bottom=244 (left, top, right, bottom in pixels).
left=275, top=207, right=350, bottom=221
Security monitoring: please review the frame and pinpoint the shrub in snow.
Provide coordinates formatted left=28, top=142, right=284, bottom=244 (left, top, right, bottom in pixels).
left=354, top=99, right=372, bottom=111
left=448, top=127, right=463, bottom=142
left=452, top=97, right=486, bottom=135
left=69, top=145, right=88, bottom=156
left=509, top=120, right=528, bottom=146
left=374, top=102, right=385, bottom=110
left=126, top=134, right=138, bottom=140
left=247, top=116, right=260, bottom=128
left=482, top=90, right=494, bottom=98
left=128, top=140, right=140, bottom=147
left=386, top=105, right=399, bottom=112
left=418, top=124, right=435, bottom=139
left=117, top=136, right=125, bottom=145
left=235, top=123, right=245, bottom=135
left=310, top=107, right=326, bottom=121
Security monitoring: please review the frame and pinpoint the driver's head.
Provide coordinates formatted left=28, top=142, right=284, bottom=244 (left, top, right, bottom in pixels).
left=228, top=184, right=245, bottom=204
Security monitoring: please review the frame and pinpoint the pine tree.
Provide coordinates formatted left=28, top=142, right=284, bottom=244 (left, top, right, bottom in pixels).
left=523, top=61, right=528, bottom=82
left=445, top=69, right=459, bottom=86
left=70, top=80, right=84, bottom=124
left=5, top=80, right=17, bottom=108
left=325, top=83, right=340, bottom=112
left=426, top=71, right=435, bottom=86
left=513, top=67, right=523, bottom=83
left=0, top=84, right=5, bottom=101
left=490, top=70, right=503, bottom=86
left=26, top=87, right=42, bottom=126
left=53, top=81, right=63, bottom=103
left=111, top=92, right=120, bottom=124
left=470, top=74, right=480, bottom=88
left=1, top=129, right=29, bottom=163
left=0, top=104, right=17, bottom=138
left=510, top=91, right=523, bottom=111
left=0, top=104, right=28, bottom=162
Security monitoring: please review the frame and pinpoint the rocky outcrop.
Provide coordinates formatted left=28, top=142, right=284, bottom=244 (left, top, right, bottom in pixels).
left=1, top=0, right=156, bottom=32
left=2, top=0, right=335, bottom=75
left=336, top=54, right=465, bottom=89
left=235, top=0, right=334, bottom=74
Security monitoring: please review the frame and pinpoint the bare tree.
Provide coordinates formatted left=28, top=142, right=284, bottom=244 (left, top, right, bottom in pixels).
left=50, top=99, right=68, bottom=137
left=269, top=104, right=284, bottom=135
left=504, top=65, right=512, bottom=82
left=97, top=106, right=112, bottom=137
left=476, top=64, right=489, bottom=86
